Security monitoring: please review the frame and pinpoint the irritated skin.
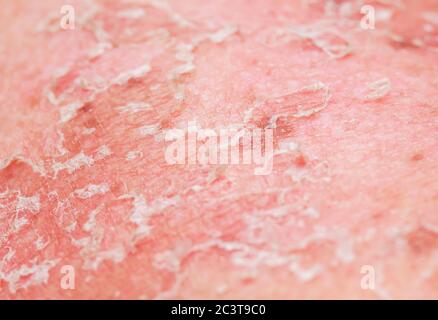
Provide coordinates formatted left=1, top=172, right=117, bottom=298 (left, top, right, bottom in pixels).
left=0, top=0, right=437, bottom=299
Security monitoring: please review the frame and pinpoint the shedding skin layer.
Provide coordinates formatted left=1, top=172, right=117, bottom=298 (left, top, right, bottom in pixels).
left=0, top=0, right=437, bottom=299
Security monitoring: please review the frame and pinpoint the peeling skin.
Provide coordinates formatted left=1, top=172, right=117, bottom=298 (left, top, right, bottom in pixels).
left=60, top=101, right=86, bottom=123
left=112, top=64, right=151, bottom=86
left=126, top=150, right=143, bottom=160
left=73, top=183, right=109, bottom=199
left=116, top=102, right=151, bottom=113
left=291, top=82, right=331, bottom=118
left=52, top=152, right=94, bottom=176
left=119, top=193, right=181, bottom=240
left=117, top=8, right=146, bottom=19
left=208, top=25, right=238, bottom=44
left=0, top=259, right=60, bottom=294
left=290, top=24, right=353, bottom=59
left=138, top=124, right=160, bottom=136
left=16, top=194, right=40, bottom=213
left=0, top=0, right=437, bottom=299
left=365, top=78, right=391, bottom=101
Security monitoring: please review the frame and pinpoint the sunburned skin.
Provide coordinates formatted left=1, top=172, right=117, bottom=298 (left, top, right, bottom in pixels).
left=0, top=0, right=437, bottom=299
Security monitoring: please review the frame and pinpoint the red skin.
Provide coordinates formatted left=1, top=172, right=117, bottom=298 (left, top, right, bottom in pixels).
left=0, top=0, right=437, bottom=299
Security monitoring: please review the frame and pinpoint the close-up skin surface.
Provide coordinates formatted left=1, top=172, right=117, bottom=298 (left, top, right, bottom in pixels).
left=0, top=0, right=437, bottom=299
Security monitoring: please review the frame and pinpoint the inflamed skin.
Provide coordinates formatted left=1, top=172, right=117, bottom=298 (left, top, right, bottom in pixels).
left=0, top=0, right=437, bottom=299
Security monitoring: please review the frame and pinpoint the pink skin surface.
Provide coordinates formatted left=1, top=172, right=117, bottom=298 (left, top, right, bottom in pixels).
left=0, top=0, right=437, bottom=299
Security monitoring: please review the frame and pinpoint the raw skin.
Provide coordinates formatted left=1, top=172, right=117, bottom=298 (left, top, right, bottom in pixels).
left=0, top=0, right=437, bottom=299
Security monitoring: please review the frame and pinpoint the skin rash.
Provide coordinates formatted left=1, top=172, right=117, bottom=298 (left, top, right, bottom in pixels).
left=0, top=0, right=437, bottom=299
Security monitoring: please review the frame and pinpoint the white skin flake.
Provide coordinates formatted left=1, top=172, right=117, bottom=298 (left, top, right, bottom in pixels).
left=168, top=63, right=195, bottom=80
left=262, top=82, right=330, bottom=120
left=87, top=42, right=112, bottom=59
left=365, top=78, right=391, bottom=101
left=126, top=150, right=143, bottom=161
left=276, top=139, right=300, bottom=154
left=117, top=8, right=145, bottom=19
left=59, top=101, right=85, bottom=123
left=119, top=194, right=180, bottom=239
left=293, top=82, right=331, bottom=118
left=83, top=205, right=103, bottom=232
left=146, top=0, right=194, bottom=28
left=119, top=194, right=151, bottom=237
left=422, top=12, right=438, bottom=25
left=13, top=216, right=28, bottom=232
left=209, top=25, right=237, bottom=43
left=169, top=36, right=229, bottom=80
left=55, top=129, right=68, bottom=156
left=304, top=207, right=320, bottom=219
left=52, top=152, right=94, bottom=177
left=0, top=259, right=60, bottom=294
left=95, top=145, right=112, bottom=159
left=291, top=25, right=353, bottom=59
left=1, top=248, right=15, bottom=265
left=73, top=183, right=109, bottom=199
left=153, top=250, right=181, bottom=272
left=138, top=124, right=160, bottom=136
left=175, top=43, right=194, bottom=63
left=82, top=127, right=96, bottom=135
left=112, top=64, right=151, bottom=86
left=52, top=146, right=111, bottom=177
left=35, top=236, right=49, bottom=251
left=116, top=102, right=151, bottom=113
left=336, top=239, right=356, bottom=263
left=82, top=246, right=127, bottom=271
left=289, top=261, right=323, bottom=282
left=16, top=194, right=40, bottom=213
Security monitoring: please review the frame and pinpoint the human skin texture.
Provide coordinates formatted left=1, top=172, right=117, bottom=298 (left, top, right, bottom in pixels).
left=0, top=0, right=437, bottom=299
